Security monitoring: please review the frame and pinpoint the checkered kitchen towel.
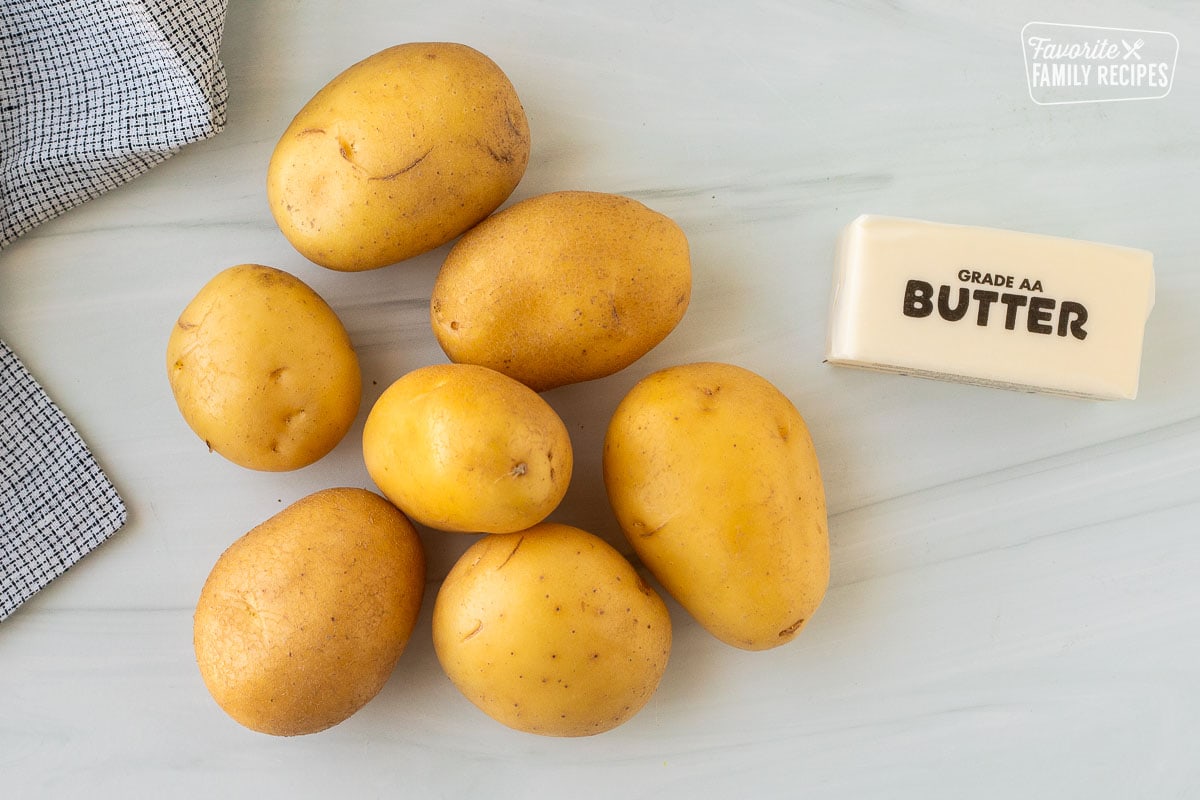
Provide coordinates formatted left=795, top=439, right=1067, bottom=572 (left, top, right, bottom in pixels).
left=1, top=1, right=227, bottom=617
left=1, top=342, right=126, bottom=620
left=1, top=0, right=229, bottom=248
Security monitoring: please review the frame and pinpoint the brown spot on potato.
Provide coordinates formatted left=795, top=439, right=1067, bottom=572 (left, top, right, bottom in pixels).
left=504, top=104, right=524, bottom=138
left=480, top=140, right=515, bottom=165
left=369, top=147, right=433, bottom=181
left=462, top=619, right=483, bottom=641
left=632, top=518, right=668, bottom=539
left=495, top=536, right=524, bottom=570
left=779, top=618, right=806, bottom=637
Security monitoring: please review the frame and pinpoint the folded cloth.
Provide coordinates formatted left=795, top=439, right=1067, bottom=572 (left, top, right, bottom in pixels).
left=0, top=0, right=229, bottom=248
left=1, top=341, right=127, bottom=620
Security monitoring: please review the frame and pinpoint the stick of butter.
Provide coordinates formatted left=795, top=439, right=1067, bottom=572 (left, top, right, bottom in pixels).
left=825, top=215, right=1154, bottom=400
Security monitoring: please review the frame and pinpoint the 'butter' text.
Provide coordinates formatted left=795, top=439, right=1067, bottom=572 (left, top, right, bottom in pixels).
left=903, top=279, right=1088, bottom=339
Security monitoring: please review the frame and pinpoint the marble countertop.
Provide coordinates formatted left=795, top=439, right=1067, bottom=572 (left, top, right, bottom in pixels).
left=2, top=1, right=1198, bottom=796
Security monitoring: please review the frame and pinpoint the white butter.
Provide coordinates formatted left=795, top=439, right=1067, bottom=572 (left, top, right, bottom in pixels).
left=825, top=215, right=1155, bottom=400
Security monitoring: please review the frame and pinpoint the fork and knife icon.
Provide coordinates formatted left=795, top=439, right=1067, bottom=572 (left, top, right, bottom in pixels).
left=1121, top=38, right=1145, bottom=60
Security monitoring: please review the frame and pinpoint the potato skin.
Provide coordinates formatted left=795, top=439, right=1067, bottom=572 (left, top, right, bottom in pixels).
left=267, top=42, right=530, bottom=271
left=166, top=264, right=361, bottom=472
left=362, top=363, right=572, bottom=534
left=431, top=191, right=691, bottom=392
left=432, top=523, right=671, bottom=737
left=193, top=488, right=426, bottom=736
left=603, top=362, right=829, bottom=650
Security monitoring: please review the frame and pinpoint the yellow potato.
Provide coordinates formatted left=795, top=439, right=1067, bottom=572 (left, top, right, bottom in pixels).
left=193, top=488, right=426, bottom=736
left=166, top=264, right=361, bottom=472
left=431, top=191, right=691, bottom=391
left=433, top=523, right=671, bottom=737
left=267, top=42, right=530, bottom=271
left=603, top=362, right=829, bottom=650
left=362, top=363, right=572, bottom=533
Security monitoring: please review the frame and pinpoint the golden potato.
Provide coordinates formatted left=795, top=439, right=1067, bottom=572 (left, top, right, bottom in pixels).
left=603, top=362, right=829, bottom=650
left=166, top=264, right=361, bottom=472
left=267, top=42, right=530, bottom=271
left=362, top=363, right=572, bottom=533
left=432, top=523, right=671, bottom=737
left=193, top=488, right=426, bottom=736
left=431, top=191, right=691, bottom=391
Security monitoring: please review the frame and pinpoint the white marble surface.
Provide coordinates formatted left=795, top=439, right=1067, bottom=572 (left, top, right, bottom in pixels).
left=2, top=1, right=1199, bottom=796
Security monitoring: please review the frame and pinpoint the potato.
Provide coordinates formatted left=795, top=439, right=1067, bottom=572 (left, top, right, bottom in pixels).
left=362, top=363, right=572, bottom=533
left=603, top=362, right=829, bottom=650
left=166, top=264, right=361, bottom=472
left=267, top=42, right=530, bottom=272
left=193, top=488, right=425, bottom=736
left=432, top=522, right=671, bottom=737
left=431, top=191, right=691, bottom=392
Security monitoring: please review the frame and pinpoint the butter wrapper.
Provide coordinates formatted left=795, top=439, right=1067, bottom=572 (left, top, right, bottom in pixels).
left=825, top=215, right=1154, bottom=400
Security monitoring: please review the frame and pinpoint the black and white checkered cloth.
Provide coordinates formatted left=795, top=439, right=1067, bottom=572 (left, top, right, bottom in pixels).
left=0, top=0, right=229, bottom=248
left=0, top=2, right=228, bottom=617
left=1, top=341, right=126, bottom=620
